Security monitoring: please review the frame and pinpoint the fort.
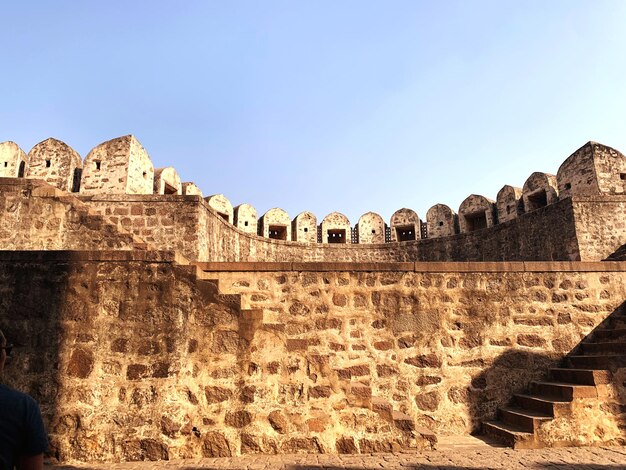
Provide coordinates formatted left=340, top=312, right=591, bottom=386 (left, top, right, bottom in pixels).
left=1, top=135, right=626, bottom=463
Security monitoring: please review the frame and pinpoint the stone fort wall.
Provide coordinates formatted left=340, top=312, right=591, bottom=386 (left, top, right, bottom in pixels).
left=1, top=137, right=626, bottom=262
left=1, top=251, right=625, bottom=462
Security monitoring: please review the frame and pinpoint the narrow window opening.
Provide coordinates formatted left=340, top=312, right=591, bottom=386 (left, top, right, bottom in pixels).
left=142, top=171, right=148, bottom=179
left=45, top=159, right=51, bottom=168
left=327, top=229, right=346, bottom=244
left=465, top=212, right=488, bottom=232
left=371, top=229, right=376, bottom=234
left=438, top=221, right=444, bottom=227
left=95, top=160, right=101, bottom=170
left=269, top=225, right=287, bottom=240
left=564, top=182, right=572, bottom=190
left=303, top=227, right=308, bottom=232
left=71, top=168, right=82, bottom=193
left=3, top=162, right=7, bottom=167
left=244, top=221, right=249, bottom=227
left=620, top=173, right=626, bottom=181
left=506, top=205, right=512, bottom=215
left=395, top=225, right=416, bottom=242
left=18, top=161, right=25, bottom=177
left=527, top=190, right=548, bottom=211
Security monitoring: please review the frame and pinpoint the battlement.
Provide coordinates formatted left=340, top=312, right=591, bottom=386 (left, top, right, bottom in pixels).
left=1, top=137, right=626, bottom=261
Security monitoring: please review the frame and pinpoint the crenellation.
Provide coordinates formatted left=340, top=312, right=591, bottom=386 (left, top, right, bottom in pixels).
left=496, top=185, right=523, bottom=224
left=522, top=172, right=558, bottom=213
left=426, top=204, right=457, bottom=238
left=321, top=212, right=351, bottom=244
left=205, top=194, right=233, bottom=223
left=4, top=136, right=626, bottom=251
left=26, top=138, right=82, bottom=192
left=260, top=208, right=291, bottom=240
left=234, top=203, right=258, bottom=234
left=390, top=208, right=420, bottom=242
left=356, top=212, right=385, bottom=244
left=153, top=167, right=182, bottom=195
left=458, top=195, right=495, bottom=233
left=0, top=141, right=27, bottom=178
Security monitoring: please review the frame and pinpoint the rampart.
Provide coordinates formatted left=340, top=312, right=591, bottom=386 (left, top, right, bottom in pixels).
left=1, top=137, right=626, bottom=262
left=1, top=136, right=626, bottom=463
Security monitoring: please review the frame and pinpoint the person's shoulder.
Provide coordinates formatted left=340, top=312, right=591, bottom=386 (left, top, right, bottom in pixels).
left=0, top=383, right=39, bottom=408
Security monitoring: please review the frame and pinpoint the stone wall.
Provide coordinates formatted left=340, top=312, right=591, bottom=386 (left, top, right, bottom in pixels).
left=3, top=253, right=625, bottom=463
left=82, top=193, right=582, bottom=263
left=571, top=196, right=626, bottom=261
left=0, top=179, right=136, bottom=251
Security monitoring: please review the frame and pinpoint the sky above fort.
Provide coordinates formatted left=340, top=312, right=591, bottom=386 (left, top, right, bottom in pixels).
left=2, top=1, right=626, bottom=223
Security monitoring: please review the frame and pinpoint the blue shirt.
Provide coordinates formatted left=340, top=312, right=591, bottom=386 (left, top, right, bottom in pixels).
left=0, top=384, right=48, bottom=470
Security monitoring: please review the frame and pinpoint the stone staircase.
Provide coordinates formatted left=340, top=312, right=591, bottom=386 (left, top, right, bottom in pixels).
left=483, top=304, right=626, bottom=448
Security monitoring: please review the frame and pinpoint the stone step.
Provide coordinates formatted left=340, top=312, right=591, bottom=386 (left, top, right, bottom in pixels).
left=592, top=328, right=626, bottom=341
left=512, top=394, right=570, bottom=417
left=549, top=368, right=611, bottom=386
left=530, top=381, right=597, bottom=400
left=482, top=421, right=537, bottom=449
left=499, top=407, right=552, bottom=432
left=582, top=342, right=626, bottom=354
left=567, top=354, right=626, bottom=370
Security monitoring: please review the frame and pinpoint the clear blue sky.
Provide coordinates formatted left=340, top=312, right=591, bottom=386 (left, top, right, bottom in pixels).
left=2, top=1, right=626, bottom=223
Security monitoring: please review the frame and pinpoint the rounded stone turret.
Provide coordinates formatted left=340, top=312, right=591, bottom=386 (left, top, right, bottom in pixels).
left=321, top=212, right=351, bottom=244
left=153, top=167, right=182, bottom=195
left=522, top=172, right=558, bottom=213
left=458, top=195, right=495, bottom=233
left=426, top=204, right=457, bottom=238
left=80, top=135, right=154, bottom=195
left=27, top=138, right=82, bottom=192
left=205, top=194, right=233, bottom=223
left=0, top=141, right=27, bottom=178
left=234, top=203, right=258, bottom=234
left=496, top=185, right=523, bottom=223
left=292, top=211, right=317, bottom=243
left=357, top=212, right=385, bottom=244
left=557, top=141, right=626, bottom=198
left=260, top=208, right=290, bottom=240
left=390, top=208, right=420, bottom=242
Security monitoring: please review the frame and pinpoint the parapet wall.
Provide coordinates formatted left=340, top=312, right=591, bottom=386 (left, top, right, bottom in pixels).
left=78, top=191, right=626, bottom=262
left=2, top=252, right=625, bottom=462
left=2, top=137, right=626, bottom=262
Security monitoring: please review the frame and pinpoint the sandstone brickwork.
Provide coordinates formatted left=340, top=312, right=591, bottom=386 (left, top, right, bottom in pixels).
left=522, top=172, right=558, bottom=213
left=181, top=182, right=203, bottom=197
left=260, top=208, right=291, bottom=240
left=292, top=211, right=317, bottom=243
left=205, top=194, right=233, bottom=224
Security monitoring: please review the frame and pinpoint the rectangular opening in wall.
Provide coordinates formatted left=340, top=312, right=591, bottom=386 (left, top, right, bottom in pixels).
left=164, top=183, right=177, bottom=195
left=327, top=229, right=346, bottom=243
left=465, top=213, right=487, bottom=232
left=620, top=173, right=626, bottom=181
left=95, top=160, right=101, bottom=170
left=45, top=159, right=51, bottom=168
left=18, top=161, right=25, bottom=178
left=269, top=225, right=287, bottom=240
left=71, top=168, right=82, bottom=193
left=218, top=212, right=229, bottom=222
left=395, top=225, right=416, bottom=241
left=527, top=190, right=548, bottom=211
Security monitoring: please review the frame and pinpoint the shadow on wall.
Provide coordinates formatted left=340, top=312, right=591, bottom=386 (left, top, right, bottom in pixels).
left=465, top=348, right=559, bottom=431
left=0, top=255, right=70, bottom=462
